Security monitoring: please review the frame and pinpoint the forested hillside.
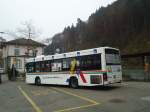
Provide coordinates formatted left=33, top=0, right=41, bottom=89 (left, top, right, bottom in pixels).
left=44, top=0, right=150, bottom=55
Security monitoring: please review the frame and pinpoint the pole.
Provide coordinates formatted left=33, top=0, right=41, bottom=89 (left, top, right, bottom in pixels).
left=12, top=57, right=16, bottom=81
left=144, top=56, right=149, bottom=81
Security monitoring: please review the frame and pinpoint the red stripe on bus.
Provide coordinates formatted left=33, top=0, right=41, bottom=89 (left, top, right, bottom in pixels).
left=80, top=71, right=87, bottom=83
left=82, top=70, right=111, bottom=72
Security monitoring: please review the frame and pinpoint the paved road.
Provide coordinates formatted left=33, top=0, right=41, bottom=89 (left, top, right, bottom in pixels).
left=0, top=78, right=150, bottom=112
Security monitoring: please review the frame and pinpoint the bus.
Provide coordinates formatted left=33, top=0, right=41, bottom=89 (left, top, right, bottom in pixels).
left=25, top=47, right=122, bottom=88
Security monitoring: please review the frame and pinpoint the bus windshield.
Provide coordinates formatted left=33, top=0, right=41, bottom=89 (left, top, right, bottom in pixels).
left=105, top=49, right=121, bottom=65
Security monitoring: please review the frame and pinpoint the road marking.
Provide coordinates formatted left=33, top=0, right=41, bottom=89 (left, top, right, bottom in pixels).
left=121, top=83, right=128, bottom=86
left=31, top=89, right=51, bottom=96
left=52, top=87, right=100, bottom=112
left=18, top=86, right=43, bottom=112
left=141, top=96, right=150, bottom=102
left=52, top=87, right=98, bottom=104
left=54, top=103, right=98, bottom=112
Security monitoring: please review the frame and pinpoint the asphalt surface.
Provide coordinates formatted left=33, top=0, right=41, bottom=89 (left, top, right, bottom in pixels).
left=0, top=75, right=150, bottom=112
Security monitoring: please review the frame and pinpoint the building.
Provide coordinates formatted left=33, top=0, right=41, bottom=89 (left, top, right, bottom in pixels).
left=0, top=37, right=6, bottom=68
left=2, top=38, right=46, bottom=73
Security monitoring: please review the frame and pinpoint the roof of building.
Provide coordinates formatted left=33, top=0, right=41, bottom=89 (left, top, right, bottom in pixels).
left=3, top=38, right=46, bottom=47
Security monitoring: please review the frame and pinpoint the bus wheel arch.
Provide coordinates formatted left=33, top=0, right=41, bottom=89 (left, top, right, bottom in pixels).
left=35, top=77, right=41, bottom=86
left=69, top=76, right=79, bottom=89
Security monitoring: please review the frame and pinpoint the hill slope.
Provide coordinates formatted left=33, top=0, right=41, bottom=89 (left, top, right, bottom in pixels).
left=45, top=0, right=150, bottom=55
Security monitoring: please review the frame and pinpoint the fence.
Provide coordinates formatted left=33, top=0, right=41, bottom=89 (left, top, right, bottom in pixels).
left=123, top=69, right=150, bottom=81
left=122, top=54, right=150, bottom=81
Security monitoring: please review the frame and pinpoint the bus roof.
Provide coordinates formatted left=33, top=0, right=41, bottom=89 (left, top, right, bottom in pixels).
left=26, top=47, right=119, bottom=63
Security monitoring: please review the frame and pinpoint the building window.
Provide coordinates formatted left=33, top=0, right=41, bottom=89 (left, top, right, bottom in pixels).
left=7, top=57, right=11, bottom=68
left=16, top=59, right=22, bottom=69
left=33, top=50, right=37, bottom=57
left=14, top=48, right=20, bottom=56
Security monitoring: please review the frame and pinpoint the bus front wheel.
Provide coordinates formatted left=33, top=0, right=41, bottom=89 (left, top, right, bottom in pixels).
left=35, top=77, right=41, bottom=86
left=70, top=77, right=78, bottom=89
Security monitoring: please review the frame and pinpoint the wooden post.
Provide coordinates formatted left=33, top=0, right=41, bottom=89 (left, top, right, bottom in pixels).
left=144, top=56, right=149, bottom=81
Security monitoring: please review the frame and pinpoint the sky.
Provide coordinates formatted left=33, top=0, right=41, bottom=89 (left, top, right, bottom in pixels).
left=0, top=0, right=116, bottom=41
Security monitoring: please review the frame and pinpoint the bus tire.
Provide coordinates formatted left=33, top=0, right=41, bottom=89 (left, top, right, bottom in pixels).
left=35, top=77, right=41, bottom=86
left=69, top=77, right=78, bottom=89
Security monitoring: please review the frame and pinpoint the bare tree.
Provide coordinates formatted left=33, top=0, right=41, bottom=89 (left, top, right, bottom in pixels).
left=42, top=37, right=52, bottom=45
left=5, top=21, right=41, bottom=40
left=17, top=21, right=41, bottom=39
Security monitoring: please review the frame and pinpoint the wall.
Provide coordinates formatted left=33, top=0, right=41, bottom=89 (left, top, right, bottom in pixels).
left=122, top=56, right=150, bottom=81
left=2, top=45, right=44, bottom=57
left=35, top=47, right=43, bottom=56
left=2, top=44, right=44, bottom=73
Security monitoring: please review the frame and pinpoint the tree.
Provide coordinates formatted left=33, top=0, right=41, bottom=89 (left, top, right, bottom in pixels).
left=17, top=21, right=41, bottom=39
left=44, top=0, right=150, bottom=55
left=5, top=21, right=42, bottom=56
left=4, top=21, right=41, bottom=40
left=42, top=37, right=52, bottom=45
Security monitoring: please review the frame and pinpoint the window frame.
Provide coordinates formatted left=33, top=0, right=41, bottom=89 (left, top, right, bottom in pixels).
left=14, top=48, right=20, bottom=56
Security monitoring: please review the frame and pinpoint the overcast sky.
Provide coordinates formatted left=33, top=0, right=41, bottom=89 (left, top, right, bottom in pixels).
left=0, top=0, right=116, bottom=41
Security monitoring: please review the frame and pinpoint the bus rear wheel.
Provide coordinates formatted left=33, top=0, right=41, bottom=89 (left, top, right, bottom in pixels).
left=70, top=77, right=78, bottom=89
left=35, top=77, right=41, bottom=86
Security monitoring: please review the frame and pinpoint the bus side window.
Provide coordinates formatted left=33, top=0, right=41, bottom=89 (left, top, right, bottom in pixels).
left=26, top=62, right=35, bottom=73
left=62, top=58, right=71, bottom=71
left=35, top=62, right=41, bottom=72
left=51, top=60, right=62, bottom=72
left=45, top=61, right=51, bottom=72
left=79, top=54, right=101, bottom=70
left=79, top=56, right=87, bottom=70
left=41, top=61, right=45, bottom=72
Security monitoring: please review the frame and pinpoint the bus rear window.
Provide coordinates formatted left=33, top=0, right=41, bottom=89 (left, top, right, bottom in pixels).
left=105, top=49, right=121, bottom=65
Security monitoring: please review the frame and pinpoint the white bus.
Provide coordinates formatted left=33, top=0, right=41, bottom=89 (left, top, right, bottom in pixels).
left=26, top=47, right=122, bottom=88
